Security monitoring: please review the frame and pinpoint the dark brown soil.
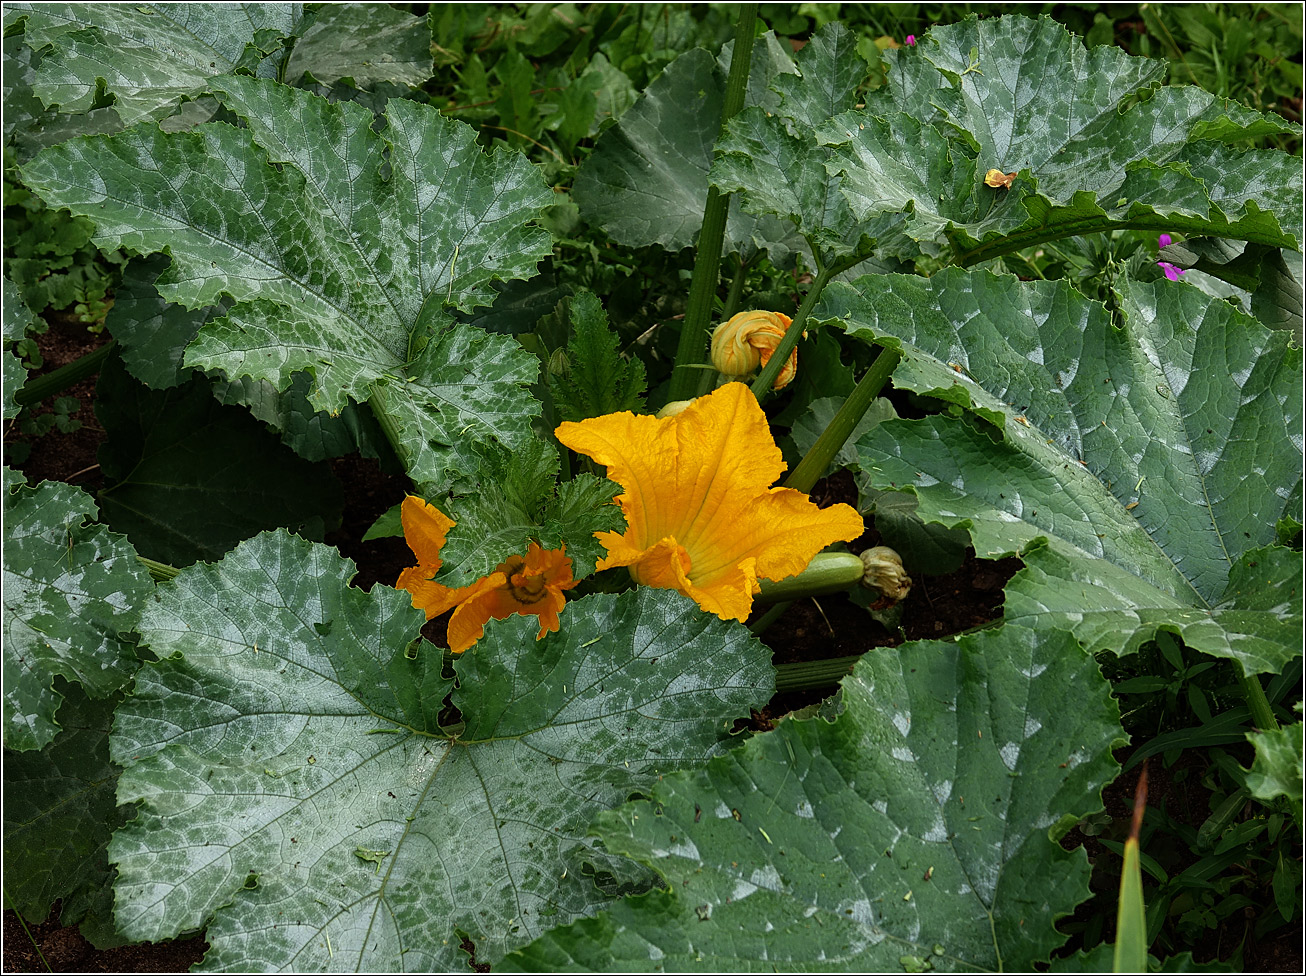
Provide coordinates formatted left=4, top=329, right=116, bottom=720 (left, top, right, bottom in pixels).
left=2, top=904, right=207, bottom=973
left=3, top=309, right=108, bottom=491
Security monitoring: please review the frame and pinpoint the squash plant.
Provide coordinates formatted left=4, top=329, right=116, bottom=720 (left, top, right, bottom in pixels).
left=3, top=4, right=1301, bottom=971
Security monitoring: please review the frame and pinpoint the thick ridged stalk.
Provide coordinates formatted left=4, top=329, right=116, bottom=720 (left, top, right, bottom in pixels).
left=1242, top=670, right=1279, bottom=731
left=136, top=555, right=180, bottom=582
left=13, top=340, right=116, bottom=407
left=784, top=346, right=900, bottom=493
left=666, top=3, right=757, bottom=404
left=774, top=654, right=866, bottom=692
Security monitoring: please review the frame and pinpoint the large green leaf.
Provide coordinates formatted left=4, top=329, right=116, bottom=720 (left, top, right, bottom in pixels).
left=21, top=76, right=553, bottom=486
left=3, top=682, right=133, bottom=947
left=2, top=26, right=124, bottom=163
left=107, top=254, right=389, bottom=462
left=711, top=23, right=920, bottom=265
left=572, top=35, right=803, bottom=262
left=2, top=469, right=152, bottom=751
left=113, top=530, right=774, bottom=970
left=4, top=2, right=300, bottom=125
left=504, top=626, right=1124, bottom=971
left=102, top=254, right=219, bottom=390
left=212, top=371, right=390, bottom=464
left=1245, top=721, right=1303, bottom=810
left=2, top=276, right=40, bottom=419
left=2, top=27, right=48, bottom=148
left=95, top=353, right=344, bottom=567
left=820, top=15, right=1303, bottom=264
left=283, top=4, right=433, bottom=88
left=817, top=270, right=1303, bottom=672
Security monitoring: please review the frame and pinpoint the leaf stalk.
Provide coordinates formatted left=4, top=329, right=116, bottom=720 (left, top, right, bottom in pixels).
left=773, top=653, right=865, bottom=692
left=749, top=248, right=870, bottom=399
left=136, top=555, right=180, bottom=581
left=666, top=3, right=757, bottom=404
left=13, top=340, right=117, bottom=408
left=784, top=346, right=900, bottom=493
left=1241, top=670, right=1280, bottom=732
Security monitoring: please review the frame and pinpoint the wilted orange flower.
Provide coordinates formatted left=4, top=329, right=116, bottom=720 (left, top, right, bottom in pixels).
left=711, top=310, right=804, bottom=390
left=984, top=168, right=1017, bottom=189
left=396, top=496, right=577, bottom=653
left=555, top=382, right=863, bottom=622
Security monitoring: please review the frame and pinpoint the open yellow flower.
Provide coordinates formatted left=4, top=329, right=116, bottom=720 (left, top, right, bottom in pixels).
left=984, top=168, right=1017, bottom=189
left=710, top=310, right=803, bottom=390
left=444, top=543, right=576, bottom=653
left=396, top=496, right=577, bottom=653
left=555, top=382, right=864, bottom=622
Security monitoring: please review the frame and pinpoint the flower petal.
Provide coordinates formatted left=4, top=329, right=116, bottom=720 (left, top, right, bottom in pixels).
left=689, top=484, right=865, bottom=589
left=399, top=496, right=456, bottom=572
left=1157, top=260, right=1186, bottom=281
left=558, top=383, right=787, bottom=557
left=444, top=543, right=577, bottom=651
left=446, top=573, right=510, bottom=653
left=397, top=568, right=474, bottom=621
left=396, top=496, right=475, bottom=619
left=600, top=535, right=695, bottom=590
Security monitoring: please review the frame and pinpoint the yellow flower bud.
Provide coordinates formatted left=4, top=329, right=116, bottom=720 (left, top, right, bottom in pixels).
left=710, top=310, right=803, bottom=390
left=984, top=168, right=1017, bottom=189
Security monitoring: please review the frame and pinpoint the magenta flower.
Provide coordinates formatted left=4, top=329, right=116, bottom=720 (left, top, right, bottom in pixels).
left=1156, top=234, right=1186, bottom=282
left=905, top=34, right=916, bottom=45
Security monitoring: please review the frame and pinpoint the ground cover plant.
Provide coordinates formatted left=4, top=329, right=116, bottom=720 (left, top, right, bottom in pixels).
left=2, top=3, right=1302, bottom=972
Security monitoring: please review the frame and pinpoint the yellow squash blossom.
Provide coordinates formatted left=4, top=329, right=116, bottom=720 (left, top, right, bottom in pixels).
left=396, top=496, right=577, bottom=653
left=555, top=382, right=864, bottom=622
left=711, top=310, right=804, bottom=390
left=984, top=168, right=1017, bottom=189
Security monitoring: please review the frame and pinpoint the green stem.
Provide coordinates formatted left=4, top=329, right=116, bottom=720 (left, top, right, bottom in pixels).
left=666, top=3, right=757, bottom=404
left=951, top=219, right=1283, bottom=270
left=749, top=600, right=791, bottom=636
left=136, top=555, right=180, bottom=582
left=784, top=346, right=901, bottom=493
left=749, top=249, right=869, bottom=400
left=1241, top=670, right=1279, bottom=732
left=13, top=340, right=116, bottom=407
left=774, top=653, right=865, bottom=692
left=721, top=252, right=749, bottom=324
